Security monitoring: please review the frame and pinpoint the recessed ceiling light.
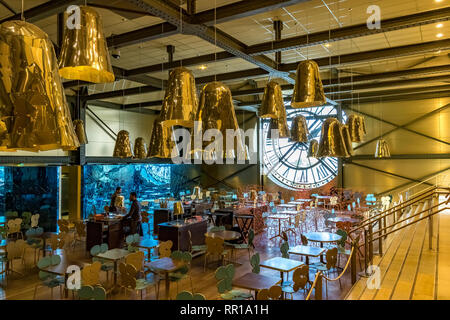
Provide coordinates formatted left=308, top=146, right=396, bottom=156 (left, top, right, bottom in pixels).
left=436, top=50, right=442, bottom=54
left=435, top=0, right=443, bottom=3
left=199, top=65, right=207, bottom=70
left=436, top=23, right=443, bottom=28
left=436, top=33, right=444, bottom=38
left=324, top=43, right=331, bottom=48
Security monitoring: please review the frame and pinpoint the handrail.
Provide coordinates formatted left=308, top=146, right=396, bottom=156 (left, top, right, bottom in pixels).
left=349, top=187, right=439, bottom=234
left=371, top=205, right=449, bottom=243
left=322, top=246, right=355, bottom=282
left=305, top=272, right=322, bottom=301
left=369, top=195, right=447, bottom=238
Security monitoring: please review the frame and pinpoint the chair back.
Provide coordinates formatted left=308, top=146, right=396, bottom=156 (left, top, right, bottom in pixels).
left=215, top=264, right=235, bottom=294
left=81, top=261, right=102, bottom=286
left=158, top=240, right=173, bottom=258
left=248, top=228, right=255, bottom=247
left=75, top=221, right=86, bottom=237
left=176, top=291, right=206, bottom=300
left=7, top=218, right=22, bottom=234
left=21, top=212, right=32, bottom=228
left=325, top=247, right=338, bottom=270
left=49, top=233, right=66, bottom=251
left=57, top=220, right=69, bottom=233
left=119, top=262, right=138, bottom=290
left=37, top=255, right=61, bottom=280
left=78, top=285, right=106, bottom=300
left=294, top=214, right=301, bottom=228
left=210, top=226, right=225, bottom=232
left=90, top=243, right=108, bottom=256
left=336, top=229, right=348, bottom=248
left=257, top=285, right=282, bottom=300
left=31, top=214, right=40, bottom=228
left=125, top=251, right=145, bottom=272
left=292, top=265, right=309, bottom=292
left=250, top=252, right=260, bottom=274
left=300, top=234, right=308, bottom=245
left=280, top=241, right=289, bottom=259
left=205, top=236, right=225, bottom=255
left=5, top=211, right=18, bottom=219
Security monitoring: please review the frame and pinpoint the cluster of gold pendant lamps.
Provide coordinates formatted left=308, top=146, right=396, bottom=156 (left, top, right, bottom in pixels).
left=258, top=59, right=391, bottom=159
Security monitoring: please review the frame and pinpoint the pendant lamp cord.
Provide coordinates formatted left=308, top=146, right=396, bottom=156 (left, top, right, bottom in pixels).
left=21, top=0, right=24, bottom=21
left=214, top=0, right=217, bottom=82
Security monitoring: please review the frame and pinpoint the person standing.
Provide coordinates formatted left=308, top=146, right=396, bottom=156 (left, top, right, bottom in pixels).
left=123, top=192, right=142, bottom=236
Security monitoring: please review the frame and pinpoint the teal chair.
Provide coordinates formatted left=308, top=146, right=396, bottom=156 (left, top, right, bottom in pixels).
left=215, top=264, right=252, bottom=300
left=78, top=285, right=107, bottom=300
left=25, top=227, right=44, bottom=265
left=280, top=241, right=289, bottom=259
left=176, top=290, right=206, bottom=300
left=250, top=252, right=260, bottom=274
left=161, top=251, right=194, bottom=297
left=90, top=244, right=114, bottom=282
left=33, top=255, right=64, bottom=299
left=126, top=233, right=140, bottom=252
left=210, top=226, right=225, bottom=232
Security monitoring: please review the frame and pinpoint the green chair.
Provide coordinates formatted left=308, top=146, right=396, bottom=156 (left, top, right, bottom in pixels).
left=280, top=241, right=289, bottom=259
left=126, top=233, right=140, bottom=252
left=5, top=211, right=18, bottom=220
left=176, top=290, right=206, bottom=300
left=78, top=285, right=107, bottom=300
left=250, top=252, right=260, bottom=274
left=163, top=251, right=194, bottom=296
left=90, top=244, right=114, bottom=281
left=33, top=255, right=64, bottom=299
left=21, top=212, right=32, bottom=230
left=310, top=247, right=340, bottom=297
left=210, top=226, right=225, bottom=232
left=335, top=229, right=351, bottom=267
left=215, top=264, right=253, bottom=300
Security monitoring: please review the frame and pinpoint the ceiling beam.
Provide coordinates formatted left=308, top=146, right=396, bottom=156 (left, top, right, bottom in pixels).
left=0, top=0, right=84, bottom=24
left=247, top=7, right=450, bottom=55
left=191, top=0, right=309, bottom=26
left=107, top=22, right=177, bottom=48
left=279, top=39, right=450, bottom=72
left=346, top=154, right=450, bottom=160
left=125, top=0, right=289, bottom=81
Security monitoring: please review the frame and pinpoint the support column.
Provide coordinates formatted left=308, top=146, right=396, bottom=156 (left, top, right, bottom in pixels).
left=273, top=20, right=283, bottom=66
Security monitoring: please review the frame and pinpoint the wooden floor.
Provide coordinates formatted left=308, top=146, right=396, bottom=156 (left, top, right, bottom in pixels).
left=346, top=200, right=450, bottom=300
left=0, top=223, right=358, bottom=300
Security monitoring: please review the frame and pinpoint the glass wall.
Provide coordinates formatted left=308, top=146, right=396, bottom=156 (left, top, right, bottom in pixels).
left=1, top=166, right=60, bottom=232
left=83, top=164, right=172, bottom=218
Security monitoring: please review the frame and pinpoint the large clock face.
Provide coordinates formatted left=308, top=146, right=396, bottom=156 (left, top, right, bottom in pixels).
left=262, top=104, right=343, bottom=191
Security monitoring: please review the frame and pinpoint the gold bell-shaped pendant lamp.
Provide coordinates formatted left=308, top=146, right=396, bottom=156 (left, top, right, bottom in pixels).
left=192, top=186, right=202, bottom=199
left=160, top=67, right=198, bottom=128
left=113, top=130, right=133, bottom=158
left=133, top=137, right=147, bottom=159
left=147, top=118, right=176, bottom=158
left=196, top=82, right=247, bottom=160
left=59, top=6, right=115, bottom=83
left=317, top=118, right=350, bottom=158
left=259, top=80, right=286, bottom=119
left=267, top=117, right=291, bottom=139
left=290, top=115, right=309, bottom=142
left=341, top=123, right=353, bottom=157
left=73, top=120, right=88, bottom=145
left=307, top=139, right=319, bottom=158
left=291, top=60, right=326, bottom=108
left=0, top=20, right=79, bottom=152
left=375, top=138, right=391, bottom=158
left=346, top=114, right=366, bottom=142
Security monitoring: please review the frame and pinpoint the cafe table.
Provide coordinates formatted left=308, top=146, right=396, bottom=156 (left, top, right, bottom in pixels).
left=135, top=238, right=159, bottom=261
left=260, top=257, right=303, bottom=287
left=276, top=204, right=297, bottom=210
left=267, top=214, right=290, bottom=241
left=146, top=257, right=185, bottom=300
left=94, top=248, right=130, bottom=290
left=289, top=245, right=326, bottom=265
left=38, top=253, right=87, bottom=298
left=303, top=232, right=342, bottom=262
left=327, top=217, right=360, bottom=225
left=232, top=272, right=280, bottom=297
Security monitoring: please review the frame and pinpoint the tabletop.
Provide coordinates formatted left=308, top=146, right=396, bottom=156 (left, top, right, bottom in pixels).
left=205, top=230, right=241, bottom=241
left=147, top=257, right=184, bottom=273
left=136, top=238, right=159, bottom=249
left=313, top=195, right=332, bottom=199
left=260, top=257, right=304, bottom=273
left=232, top=272, right=280, bottom=291
left=295, top=199, right=313, bottom=202
left=96, top=248, right=130, bottom=261
left=276, top=210, right=300, bottom=215
left=289, top=245, right=326, bottom=257
left=327, top=217, right=360, bottom=224
left=304, top=232, right=342, bottom=243
left=267, top=214, right=291, bottom=220
left=277, top=204, right=297, bottom=208
left=39, top=254, right=87, bottom=276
